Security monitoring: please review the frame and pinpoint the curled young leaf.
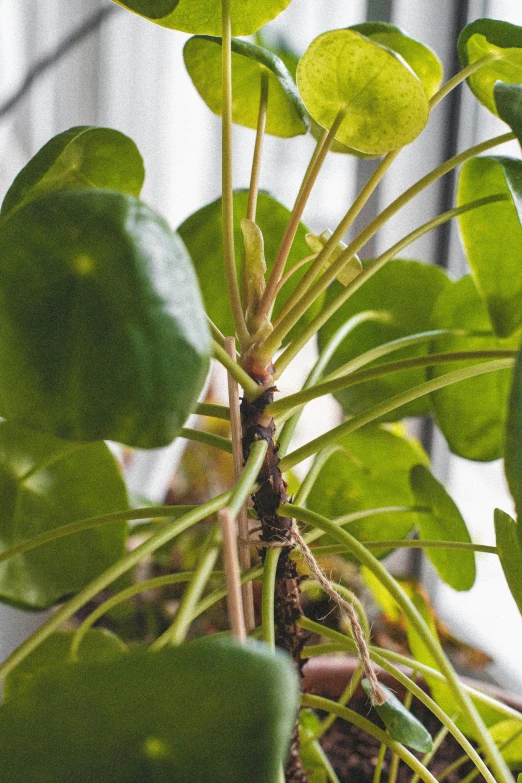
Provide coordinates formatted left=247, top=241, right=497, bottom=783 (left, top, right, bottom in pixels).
left=115, top=0, right=292, bottom=36
left=241, top=218, right=267, bottom=331
left=350, top=22, right=443, bottom=100
left=0, top=421, right=128, bottom=610
left=361, top=679, right=433, bottom=753
left=178, top=190, right=322, bottom=345
left=1, top=126, right=145, bottom=218
left=458, top=18, right=522, bottom=116
left=0, top=189, right=210, bottom=448
left=184, top=36, right=308, bottom=137
left=457, top=156, right=522, bottom=338
left=410, top=464, right=476, bottom=591
left=296, top=29, right=429, bottom=154
left=305, top=230, right=362, bottom=286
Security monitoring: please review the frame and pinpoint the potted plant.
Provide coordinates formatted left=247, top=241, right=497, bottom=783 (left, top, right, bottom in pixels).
left=0, top=1, right=521, bottom=781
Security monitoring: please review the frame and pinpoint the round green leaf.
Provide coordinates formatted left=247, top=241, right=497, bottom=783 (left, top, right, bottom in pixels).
left=0, top=189, right=210, bottom=448
left=183, top=36, right=308, bottom=138
left=178, top=190, right=322, bottom=344
left=457, top=156, right=522, bottom=338
left=362, top=680, right=433, bottom=753
left=410, top=465, right=476, bottom=591
left=494, top=509, right=522, bottom=616
left=116, top=0, right=292, bottom=36
left=458, top=19, right=522, bottom=116
left=304, top=23, right=437, bottom=156
left=429, top=276, right=518, bottom=461
left=307, top=425, right=429, bottom=554
left=296, top=29, right=429, bottom=155
left=0, top=640, right=299, bottom=783
left=505, top=341, right=522, bottom=528
left=495, top=82, right=522, bottom=147
left=1, top=127, right=145, bottom=219
left=4, top=630, right=126, bottom=702
left=114, top=0, right=179, bottom=18
left=318, top=260, right=451, bottom=419
left=350, top=22, right=443, bottom=100
left=0, top=421, right=128, bottom=610
left=255, top=32, right=372, bottom=157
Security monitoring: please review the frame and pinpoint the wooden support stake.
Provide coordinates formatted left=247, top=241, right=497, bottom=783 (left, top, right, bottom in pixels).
left=224, top=336, right=256, bottom=632
left=218, top=507, right=246, bottom=642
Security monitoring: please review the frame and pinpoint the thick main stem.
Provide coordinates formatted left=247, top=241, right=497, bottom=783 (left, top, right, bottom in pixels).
left=240, top=385, right=308, bottom=783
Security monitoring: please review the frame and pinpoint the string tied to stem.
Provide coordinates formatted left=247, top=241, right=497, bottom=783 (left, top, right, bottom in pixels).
left=291, top=521, right=387, bottom=706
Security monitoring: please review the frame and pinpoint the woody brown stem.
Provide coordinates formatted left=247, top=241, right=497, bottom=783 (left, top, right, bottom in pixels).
left=240, top=385, right=309, bottom=783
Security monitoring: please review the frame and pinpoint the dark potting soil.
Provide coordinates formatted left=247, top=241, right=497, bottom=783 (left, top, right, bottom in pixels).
left=318, top=697, right=519, bottom=783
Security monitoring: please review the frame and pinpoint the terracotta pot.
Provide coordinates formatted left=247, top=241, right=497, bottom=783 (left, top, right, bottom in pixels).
left=302, top=655, right=522, bottom=711
left=301, top=656, right=522, bottom=783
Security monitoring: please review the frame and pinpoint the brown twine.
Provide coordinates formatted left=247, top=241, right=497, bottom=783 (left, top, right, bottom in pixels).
left=291, top=522, right=387, bottom=706
left=238, top=533, right=294, bottom=549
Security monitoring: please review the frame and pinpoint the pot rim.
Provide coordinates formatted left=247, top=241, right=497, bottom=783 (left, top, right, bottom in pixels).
left=302, top=654, right=522, bottom=713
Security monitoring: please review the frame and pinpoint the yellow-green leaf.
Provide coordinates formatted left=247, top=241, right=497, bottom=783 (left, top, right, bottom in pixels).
left=305, top=230, right=362, bottom=286
left=115, top=0, right=292, bottom=36
left=1, top=127, right=145, bottom=219
left=183, top=36, right=308, bottom=137
left=350, top=22, right=443, bottom=100
left=114, top=0, right=179, bottom=18
left=458, top=19, right=522, bottom=116
left=490, top=719, right=522, bottom=767
left=318, top=260, right=451, bottom=419
left=505, top=339, right=522, bottom=526
left=296, top=29, right=429, bottom=155
left=307, top=425, right=429, bottom=555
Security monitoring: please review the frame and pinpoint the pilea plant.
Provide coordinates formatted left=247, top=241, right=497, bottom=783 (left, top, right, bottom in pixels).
left=0, top=2, right=522, bottom=782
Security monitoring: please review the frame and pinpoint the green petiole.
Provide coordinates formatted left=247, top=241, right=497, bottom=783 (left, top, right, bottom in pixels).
left=279, top=358, right=514, bottom=472
left=272, top=193, right=509, bottom=374
left=268, top=348, right=516, bottom=418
